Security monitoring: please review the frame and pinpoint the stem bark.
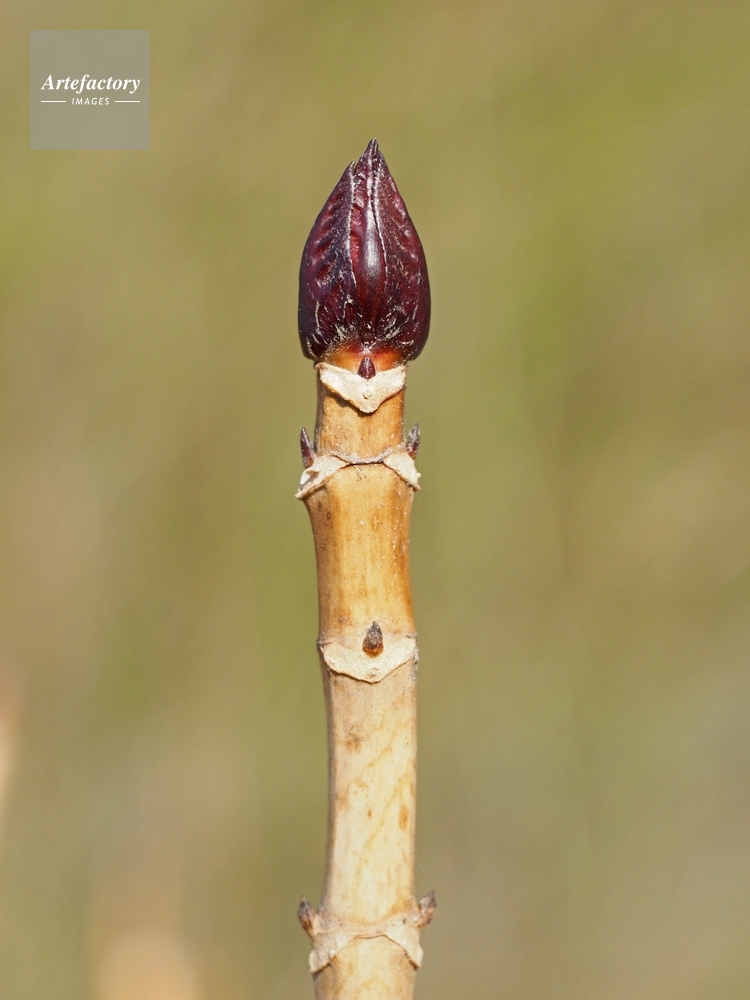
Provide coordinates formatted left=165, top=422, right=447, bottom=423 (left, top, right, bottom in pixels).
left=299, top=371, right=430, bottom=999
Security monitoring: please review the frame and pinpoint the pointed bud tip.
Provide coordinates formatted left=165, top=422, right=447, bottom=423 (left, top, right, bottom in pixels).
left=299, top=141, right=430, bottom=367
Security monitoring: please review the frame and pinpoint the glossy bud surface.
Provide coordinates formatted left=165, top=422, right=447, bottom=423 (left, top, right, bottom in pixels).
left=298, top=139, right=430, bottom=367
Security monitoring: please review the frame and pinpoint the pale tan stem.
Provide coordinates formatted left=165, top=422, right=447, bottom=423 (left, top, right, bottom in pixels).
left=298, top=370, right=432, bottom=999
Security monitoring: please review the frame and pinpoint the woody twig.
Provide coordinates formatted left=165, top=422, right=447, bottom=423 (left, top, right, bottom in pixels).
left=295, top=140, right=435, bottom=1000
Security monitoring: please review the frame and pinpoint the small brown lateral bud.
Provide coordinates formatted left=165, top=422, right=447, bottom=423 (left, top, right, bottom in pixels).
left=299, top=139, right=430, bottom=368
left=406, top=424, right=420, bottom=458
left=358, top=356, right=376, bottom=379
left=300, top=427, right=315, bottom=468
left=362, top=621, right=384, bottom=656
left=415, top=890, right=437, bottom=928
left=297, top=897, right=316, bottom=936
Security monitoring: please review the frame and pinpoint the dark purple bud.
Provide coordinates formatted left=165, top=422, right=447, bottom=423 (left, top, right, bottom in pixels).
left=362, top=620, right=384, bottom=657
left=299, top=139, right=430, bottom=367
left=300, top=427, right=315, bottom=468
left=406, top=424, right=420, bottom=458
left=358, top=356, right=376, bottom=379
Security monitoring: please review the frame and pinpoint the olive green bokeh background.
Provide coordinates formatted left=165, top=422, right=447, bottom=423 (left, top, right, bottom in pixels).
left=2, top=2, right=750, bottom=998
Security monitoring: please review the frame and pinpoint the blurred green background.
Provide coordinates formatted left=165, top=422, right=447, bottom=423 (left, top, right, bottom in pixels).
left=2, top=1, right=750, bottom=998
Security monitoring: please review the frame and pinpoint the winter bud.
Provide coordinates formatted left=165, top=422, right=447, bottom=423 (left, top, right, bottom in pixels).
left=298, top=139, right=430, bottom=370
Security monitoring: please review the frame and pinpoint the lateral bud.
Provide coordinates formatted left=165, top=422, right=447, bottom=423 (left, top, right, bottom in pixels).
left=415, top=890, right=437, bottom=928
left=358, top=356, right=376, bottom=379
left=297, top=897, right=317, bottom=937
left=406, top=424, right=420, bottom=458
left=362, top=621, right=384, bottom=657
left=300, top=427, right=315, bottom=469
